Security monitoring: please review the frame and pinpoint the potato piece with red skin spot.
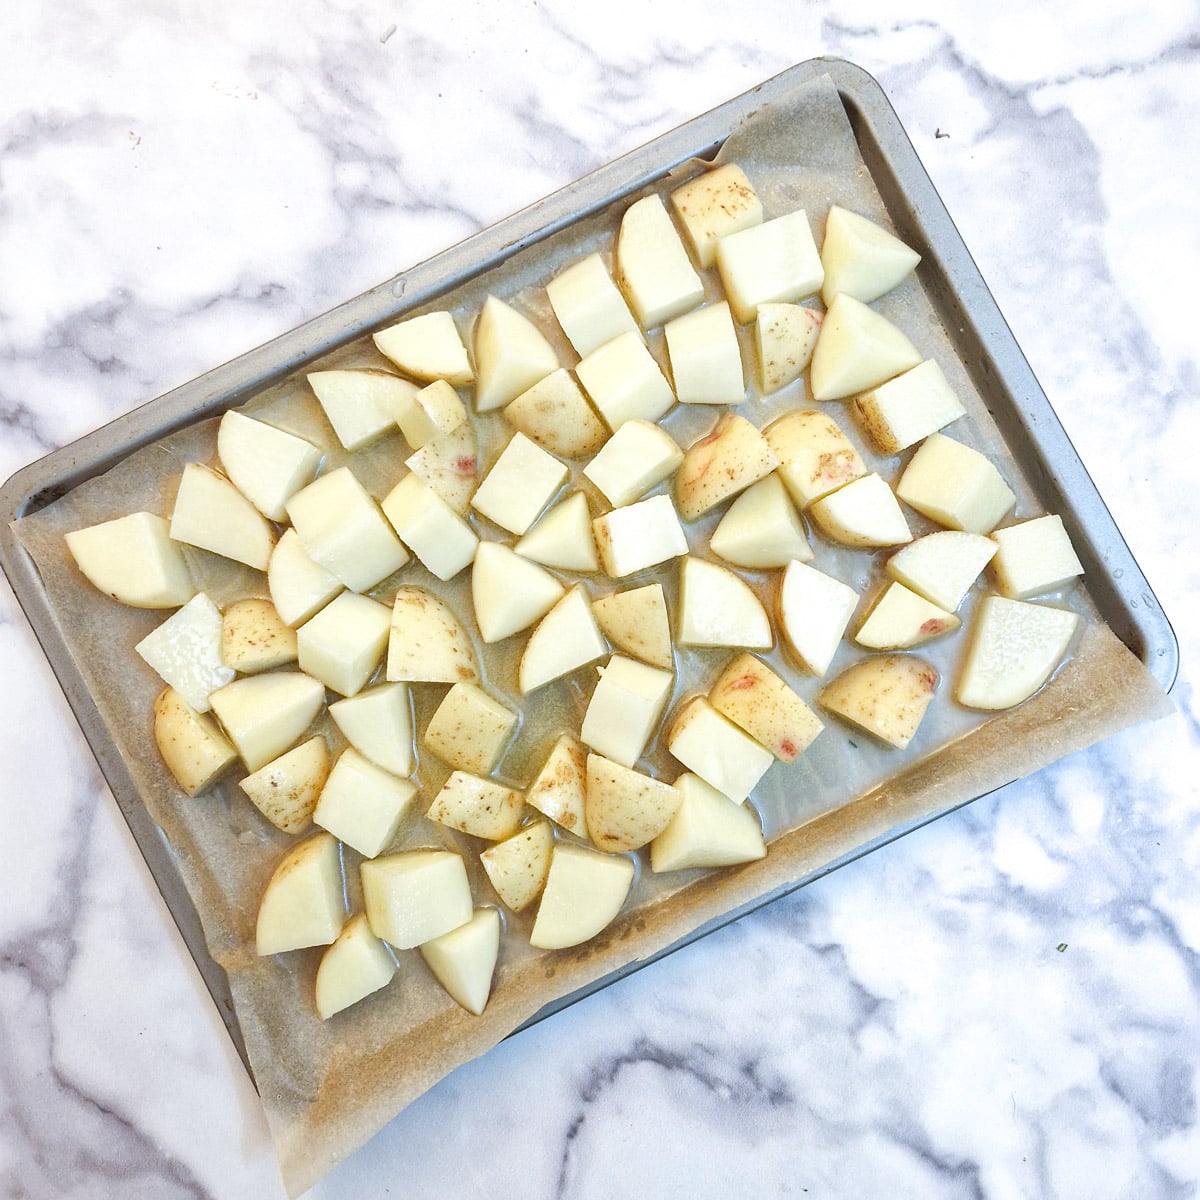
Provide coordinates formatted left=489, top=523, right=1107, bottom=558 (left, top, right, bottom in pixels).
left=764, top=410, right=867, bottom=508
left=675, top=414, right=778, bottom=522
left=818, top=654, right=938, bottom=750
left=708, top=653, right=823, bottom=763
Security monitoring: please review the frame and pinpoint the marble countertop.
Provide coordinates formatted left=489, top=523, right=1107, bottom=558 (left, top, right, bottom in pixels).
left=2, top=3, right=1197, bottom=1197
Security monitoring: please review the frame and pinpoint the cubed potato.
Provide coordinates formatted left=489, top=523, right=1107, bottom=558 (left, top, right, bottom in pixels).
left=546, top=254, right=641, bottom=358
left=575, top=331, right=676, bottom=431
left=393, top=379, right=468, bottom=449
left=239, top=735, right=330, bottom=835
left=677, top=556, right=772, bottom=651
left=472, top=295, right=560, bottom=413
left=216, top=409, right=322, bottom=522
left=852, top=360, right=965, bottom=455
left=267, top=528, right=343, bottom=628
left=708, top=652, right=823, bottom=763
left=650, top=773, right=767, bottom=872
left=675, top=413, right=778, bottom=522
left=895, top=433, right=1016, bottom=534
left=956, top=596, right=1080, bottom=710
left=361, top=849, right=473, bottom=949
left=307, top=368, right=417, bottom=451
left=328, top=683, right=414, bottom=778
left=886, top=530, right=998, bottom=612
left=764, top=409, right=867, bottom=508
left=315, top=912, right=397, bottom=1020
left=480, top=820, right=555, bottom=912
left=820, top=204, right=921, bottom=306
left=989, top=514, right=1084, bottom=599
left=665, top=696, right=774, bottom=803
left=529, top=842, right=635, bottom=950
left=256, top=832, right=345, bottom=956
left=65, top=511, right=195, bottom=609
left=580, top=654, right=675, bottom=768
left=504, top=369, right=608, bottom=459
left=405, top=420, right=479, bottom=515
left=372, top=310, right=474, bottom=386
left=470, top=432, right=568, bottom=535
left=286, top=467, right=410, bottom=593
left=169, top=462, right=276, bottom=572
left=664, top=301, right=746, bottom=405
left=591, top=583, right=673, bottom=671
left=583, top=419, right=683, bottom=508
left=386, top=587, right=479, bottom=684
left=715, top=210, right=823, bottom=324
left=709, top=473, right=813, bottom=569
left=136, top=592, right=234, bottom=713
left=423, top=682, right=518, bottom=775
left=669, top=163, right=763, bottom=268
left=208, top=670, right=327, bottom=772
left=807, top=473, right=912, bottom=548
left=519, top=585, right=608, bottom=695
left=819, top=654, right=939, bottom=749
left=381, top=472, right=478, bottom=581
left=220, top=597, right=298, bottom=674
left=778, top=560, right=860, bottom=678
left=585, top=752, right=682, bottom=853
left=809, top=293, right=922, bottom=402
left=614, top=194, right=704, bottom=328
left=427, top=772, right=525, bottom=841
left=592, top=494, right=689, bottom=579
left=471, top=541, right=565, bottom=644
left=313, top=748, right=419, bottom=858
left=525, top=734, right=589, bottom=837
left=514, top=493, right=599, bottom=573
left=419, top=907, right=500, bottom=1015
left=296, top=591, right=391, bottom=698
left=152, top=687, right=238, bottom=796
left=755, top=303, right=822, bottom=395
left=854, top=582, right=960, bottom=650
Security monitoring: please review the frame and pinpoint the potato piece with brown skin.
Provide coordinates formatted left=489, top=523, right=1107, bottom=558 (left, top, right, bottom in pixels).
left=591, top=584, right=672, bottom=671
left=675, top=413, right=778, bottom=522
left=525, top=735, right=589, bottom=837
left=239, top=735, right=330, bottom=834
left=764, top=410, right=867, bottom=508
left=220, top=597, right=298, bottom=673
left=427, top=772, right=525, bottom=841
left=423, top=682, right=517, bottom=775
left=504, top=369, right=608, bottom=459
left=709, top=653, right=823, bottom=763
left=818, top=654, right=938, bottom=749
left=480, top=820, right=555, bottom=911
left=153, top=687, right=238, bottom=796
left=386, top=587, right=479, bottom=684
left=585, top=753, right=682, bottom=854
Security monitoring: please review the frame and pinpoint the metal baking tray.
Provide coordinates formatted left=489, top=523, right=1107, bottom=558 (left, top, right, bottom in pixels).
left=0, top=57, right=1180, bottom=1082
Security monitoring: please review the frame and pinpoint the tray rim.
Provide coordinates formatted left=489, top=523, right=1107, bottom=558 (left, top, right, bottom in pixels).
left=0, top=55, right=1181, bottom=1078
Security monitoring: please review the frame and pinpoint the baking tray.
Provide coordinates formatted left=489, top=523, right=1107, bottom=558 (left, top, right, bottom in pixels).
left=0, top=57, right=1180, bottom=1083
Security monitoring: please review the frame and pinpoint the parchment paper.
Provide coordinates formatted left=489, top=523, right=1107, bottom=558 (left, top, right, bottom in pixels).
left=12, top=74, right=1174, bottom=1196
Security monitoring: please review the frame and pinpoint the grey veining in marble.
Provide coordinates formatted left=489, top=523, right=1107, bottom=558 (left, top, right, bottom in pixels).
left=1, top=2, right=1197, bottom=1197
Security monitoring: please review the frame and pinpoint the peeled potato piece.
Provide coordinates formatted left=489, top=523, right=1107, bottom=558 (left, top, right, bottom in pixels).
left=255, top=832, right=345, bottom=956
left=65, top=511, right=195, bottom=609
left=315, top=912, right=397, bottom=1020
left=419, top=907, right=501, bottom=1016
left=529, top=843, right=635, bottom=951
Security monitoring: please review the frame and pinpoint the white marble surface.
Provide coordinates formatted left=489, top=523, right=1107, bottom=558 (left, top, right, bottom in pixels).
left=2, top=3, right=1197, bottom=1197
